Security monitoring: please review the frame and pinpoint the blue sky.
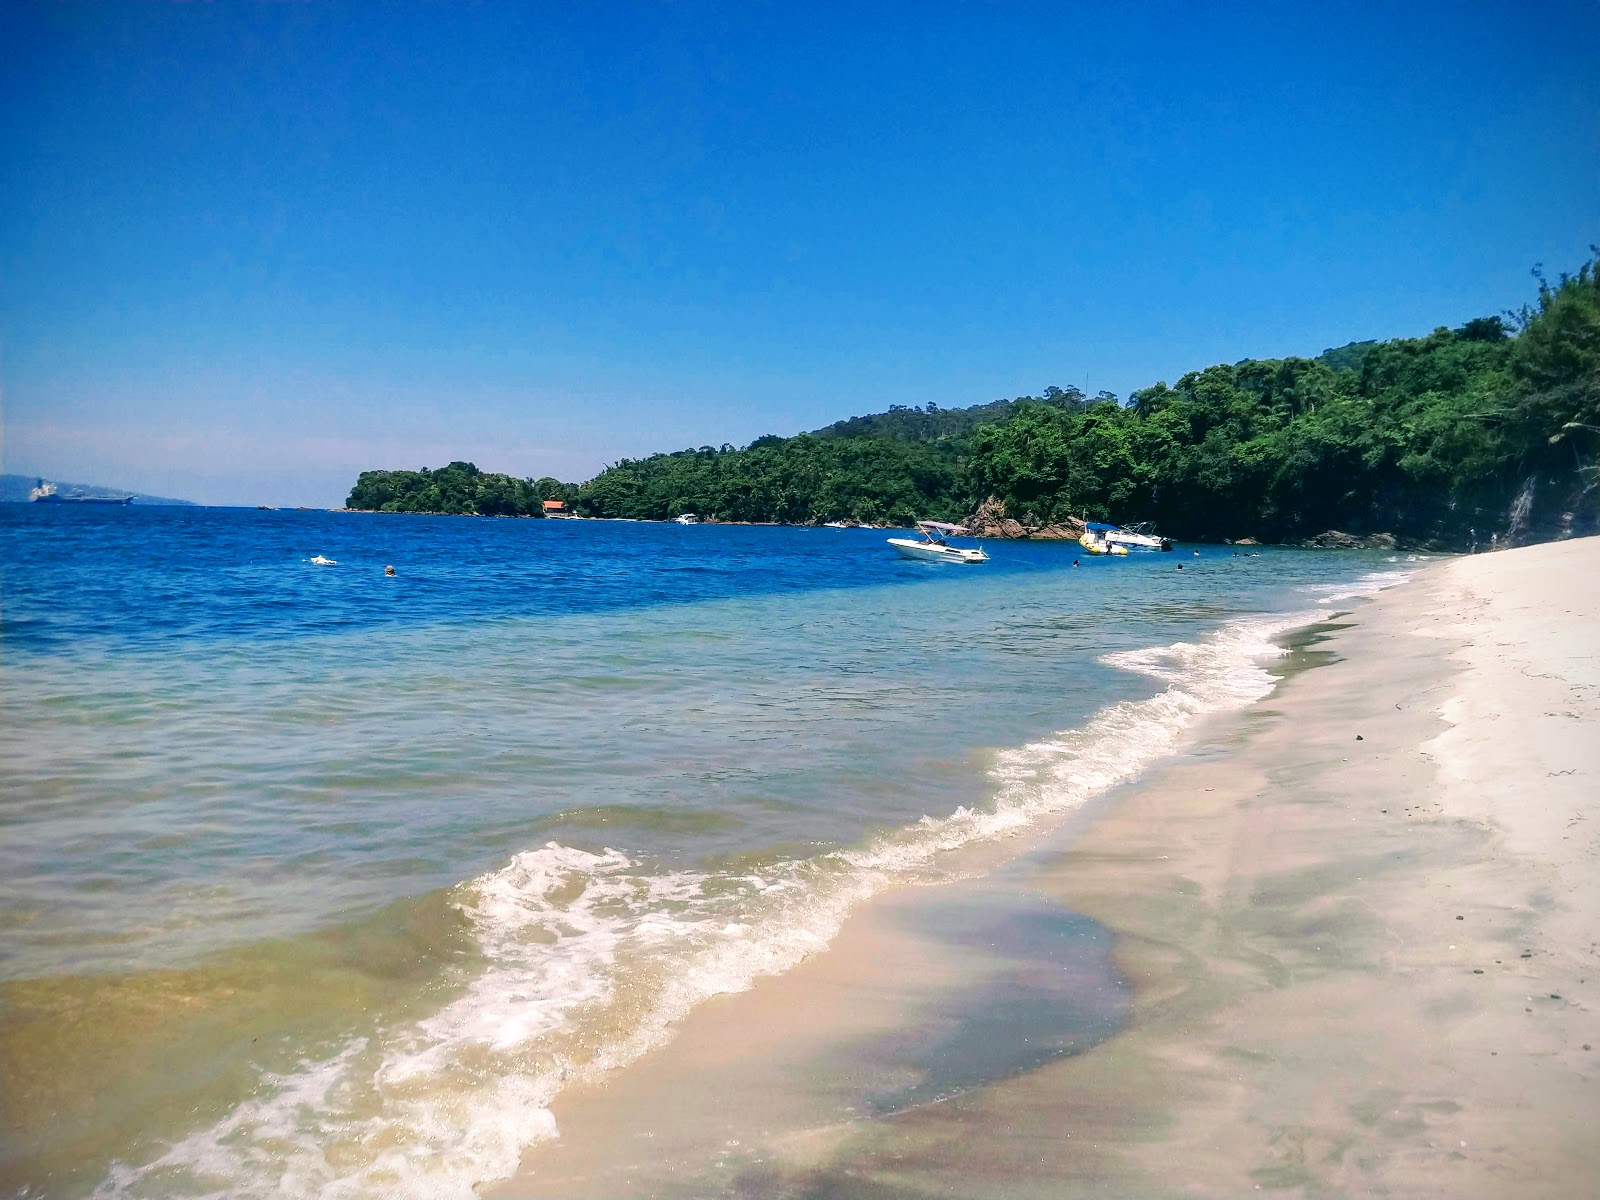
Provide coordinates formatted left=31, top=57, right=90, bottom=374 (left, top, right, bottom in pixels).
left=3, top=2, right=1597, bottom=507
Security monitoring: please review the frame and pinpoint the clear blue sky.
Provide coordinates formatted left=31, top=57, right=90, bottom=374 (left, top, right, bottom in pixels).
left=3, top=1, right=1597, bottom=506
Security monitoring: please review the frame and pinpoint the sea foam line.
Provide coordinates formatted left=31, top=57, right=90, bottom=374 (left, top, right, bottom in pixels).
left=1299, top=567, right=1416, bottom=603
left=96, top=575, right=1410, bottom=1200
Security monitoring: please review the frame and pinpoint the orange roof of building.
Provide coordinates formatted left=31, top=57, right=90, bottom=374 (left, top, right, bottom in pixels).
left=542, top=499, right=566, bottom=510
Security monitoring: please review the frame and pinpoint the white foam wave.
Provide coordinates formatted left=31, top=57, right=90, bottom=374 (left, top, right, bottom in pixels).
left=1298, top=568, right=1412, bottom=603
left=96, top=600, right=1394, bottom=1199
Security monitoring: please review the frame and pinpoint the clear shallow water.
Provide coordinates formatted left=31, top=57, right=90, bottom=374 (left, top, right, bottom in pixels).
left=0, top=504, right=1414, bottom=1198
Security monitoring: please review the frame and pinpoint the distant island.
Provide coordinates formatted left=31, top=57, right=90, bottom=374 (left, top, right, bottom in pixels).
left=348, top=256, right=1598, bottom=550
left=0, top=474, right=196, bottom=506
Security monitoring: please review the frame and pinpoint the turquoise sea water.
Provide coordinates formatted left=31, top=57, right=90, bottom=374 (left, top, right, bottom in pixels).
left=0, top=505, right=1415, bottom=1198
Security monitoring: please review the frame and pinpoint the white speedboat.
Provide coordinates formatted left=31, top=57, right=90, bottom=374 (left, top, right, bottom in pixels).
left=822, top=520, right=851, bottom=529
left=673, top=513, right=699, bottom=525
left=1103, top=521, right=1173, bottom=551
left=888, top=521, right=989, bottom=564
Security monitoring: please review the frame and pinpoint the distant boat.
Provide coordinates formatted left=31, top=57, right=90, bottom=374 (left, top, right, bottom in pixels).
left=673, top=513, right=699, bottom=525
left=822, top=520, right=851, bottom=529
left=888, top=520, right=989, bottom=564
left=29, top=480, right=133, bottom=505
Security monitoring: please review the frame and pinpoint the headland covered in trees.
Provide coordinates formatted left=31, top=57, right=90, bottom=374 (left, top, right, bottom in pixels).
left=346, top=257, right=1599, bottom=549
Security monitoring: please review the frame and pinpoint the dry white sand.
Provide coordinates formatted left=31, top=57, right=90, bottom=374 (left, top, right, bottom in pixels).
left=497, top=537, right=1600, bottom=1198
left=995, top=535, right=1600, bottom=1198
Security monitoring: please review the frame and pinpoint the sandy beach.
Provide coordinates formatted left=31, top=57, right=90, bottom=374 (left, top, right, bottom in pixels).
left=496, top=537, right=1600, bottom=1198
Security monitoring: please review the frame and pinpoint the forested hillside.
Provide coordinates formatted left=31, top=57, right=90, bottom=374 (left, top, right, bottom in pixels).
left=346, top=462, right=570, bottom=516
left=808, top=389, right=1102, bottom=442
left=350, top=258, right=1599, bottom=547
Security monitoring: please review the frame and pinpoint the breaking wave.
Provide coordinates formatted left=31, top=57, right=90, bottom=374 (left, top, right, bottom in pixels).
left=96, top=576, right=1410, bottom=1199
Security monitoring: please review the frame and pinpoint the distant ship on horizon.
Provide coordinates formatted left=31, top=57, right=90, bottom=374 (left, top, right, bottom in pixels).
left=29, top=479, right=134, bottom=505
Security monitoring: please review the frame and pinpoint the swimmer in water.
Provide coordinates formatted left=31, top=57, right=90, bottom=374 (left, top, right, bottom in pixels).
left=384, top=565, right=396, bottom=577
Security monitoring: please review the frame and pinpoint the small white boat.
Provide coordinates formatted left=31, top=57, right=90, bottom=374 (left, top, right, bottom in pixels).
left=310, top=555, right=337, bottom=565
left=673, top=513, right=699, bottom=525
left=888, top=521, right=989, bottom=564
left=1102, top=521, right=1173, bottom=551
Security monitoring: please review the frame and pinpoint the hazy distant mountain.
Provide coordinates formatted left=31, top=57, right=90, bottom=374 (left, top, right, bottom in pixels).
left=0, top=474, right=197, bottom=506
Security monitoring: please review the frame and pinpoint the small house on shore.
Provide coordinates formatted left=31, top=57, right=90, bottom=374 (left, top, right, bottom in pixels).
left=543, top=499, right=575, bottom=518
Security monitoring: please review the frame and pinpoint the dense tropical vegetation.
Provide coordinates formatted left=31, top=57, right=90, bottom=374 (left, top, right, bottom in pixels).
left=348, top=257, right=1599, bottom=547
left=346, top=462, right=570, bottom=516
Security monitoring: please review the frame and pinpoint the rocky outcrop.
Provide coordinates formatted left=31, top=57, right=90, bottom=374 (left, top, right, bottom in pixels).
left=1297, top=530, right=1398, bottom=550
left=964, top=497, right=1086, bottom=541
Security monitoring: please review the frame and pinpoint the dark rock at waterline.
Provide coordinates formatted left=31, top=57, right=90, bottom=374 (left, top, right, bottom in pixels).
left=962, top=496, right=1086, bottom=541
left=1298, top=529, right=1399, bottom=550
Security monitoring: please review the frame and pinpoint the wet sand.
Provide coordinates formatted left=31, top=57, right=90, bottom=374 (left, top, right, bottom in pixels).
left=498, top=538, right=1599, bottom=1198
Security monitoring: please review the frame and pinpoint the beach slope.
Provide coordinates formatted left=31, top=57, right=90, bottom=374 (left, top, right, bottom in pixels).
left=499, top=538, right=1599, bottom=1198
left=858, top=537, right=1600, bottom=1198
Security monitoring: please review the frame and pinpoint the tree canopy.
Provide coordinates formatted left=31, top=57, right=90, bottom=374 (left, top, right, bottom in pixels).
left=346, top=462, right=551, bottom=516
left=348, top=257, right=1599, bottom=547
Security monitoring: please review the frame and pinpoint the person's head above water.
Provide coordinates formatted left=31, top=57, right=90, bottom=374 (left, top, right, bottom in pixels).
left=384, top=565, right=396, bottom=577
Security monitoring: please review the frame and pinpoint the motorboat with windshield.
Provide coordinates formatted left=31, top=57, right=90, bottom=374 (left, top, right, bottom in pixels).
left=1104, top=521, right=1173, bottom=551
left=888, top=521, right=989, bottom=564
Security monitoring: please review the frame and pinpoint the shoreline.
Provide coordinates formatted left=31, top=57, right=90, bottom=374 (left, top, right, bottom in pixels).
left=494, top=537, right=1599, bottom=1197
left=333, top=505, right=1426, bottom=547
left=328, top=508, right=1460, bottom=549
left=965, top=538, right=1600, bottom=1196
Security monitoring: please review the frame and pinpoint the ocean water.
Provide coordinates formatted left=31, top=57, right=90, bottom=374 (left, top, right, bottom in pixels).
left=0, top=505, right=1414, bottom=1198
